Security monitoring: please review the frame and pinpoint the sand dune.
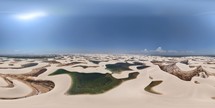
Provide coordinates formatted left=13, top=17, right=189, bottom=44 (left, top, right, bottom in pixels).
left=0, top=55, right=215, bottom=108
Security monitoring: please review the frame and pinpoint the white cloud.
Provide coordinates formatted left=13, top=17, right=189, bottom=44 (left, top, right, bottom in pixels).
left=155, top=47, right=162, bottom=51
left=142, top=47, right=194, bottom=55
left=155, top=47, right=166, bottom=53
left=143, top=49, right=148, bottom=52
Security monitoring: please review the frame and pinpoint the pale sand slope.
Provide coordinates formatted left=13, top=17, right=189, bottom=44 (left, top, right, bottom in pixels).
left=0, top=55, right=215, bottom=108
left=0, top=80, right=32, bottom=98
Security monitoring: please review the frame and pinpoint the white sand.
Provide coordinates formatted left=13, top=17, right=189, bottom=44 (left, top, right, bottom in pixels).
left=0, top=55, right=215, bottom=108
left=0, top=80, right=32, bottom=98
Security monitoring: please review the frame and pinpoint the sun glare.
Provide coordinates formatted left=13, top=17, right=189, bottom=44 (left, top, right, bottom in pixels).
left=15, top=11, right=47, bottom=20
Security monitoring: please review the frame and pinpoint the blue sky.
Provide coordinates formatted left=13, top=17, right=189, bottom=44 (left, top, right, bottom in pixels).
left=1, top=0, right=215, bottom=54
